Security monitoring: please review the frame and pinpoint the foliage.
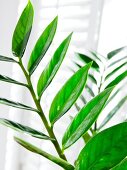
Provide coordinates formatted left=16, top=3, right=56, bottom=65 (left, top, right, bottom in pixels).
left=0, top=1, right=127, bottom=170
left=74, top=48, right=127, bottom=131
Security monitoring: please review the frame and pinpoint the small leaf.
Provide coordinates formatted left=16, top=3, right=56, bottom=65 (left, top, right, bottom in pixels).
left=14, top=137, right=74, bottom=170
left=27, top=16, right=58, bottom=75
left=105, top=83, right=126, bottom=106
left=90, top=50, right=105, bottom=62
left=107, top=46, right=126, bottom=59
left=0, top=98, right=37, bottom=112
left=108, top=56, right=127, bottom=68
left=112, top=158, right=127, bottom=170
left=0, top=55, right=18, bottom=63
left=105, top=62, right=127, bottom=80
left=0, top=74, right=27, bottom=87
left=105, top=70, right=127, bottom=89
left=49, top=63, right=92, bottom=125
left=62, top=87, right=113, bottom=150
left=75, top=122, right=127, bottom=170
left=12, top=1, right=34, bottom=57
left=0, top=118, right=52, bottom=140
left=76, top=53, right=99, bottom=70
left=37, top=33, right=72, bottom=97
left=88, top=74, right=97, bottom=84
left=98, top=96, right=127, bottom=130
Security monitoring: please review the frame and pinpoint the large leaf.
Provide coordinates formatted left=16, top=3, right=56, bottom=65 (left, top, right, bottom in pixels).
left=14, top=137, right=74, bottom=170
left=107, top=46, right=126, bottom=59
left=75, top=122, right=127, bottom=170
left=37, top=33, right=72, bottom=97
left=105, top=70, right=127, bottom=88
left=112, top=159, right=127, bottom=170
left=12, top=1, right=34, bottom=57
left=0, top=75, right=27, bottom=87
left=62, top=87, right=113, bottom=150
left=76, top=53, right=99, bottom=70
left=0, top=98, right=37, bottom=112
left=27, top=16, right=58, bottom=75
left=0, top=55, right=17, bottom=63
left=49, top=63, right=92, bottom=125
left=0, top=118, right=52, bottom=140
left=98, top=96, right=127, bottom=130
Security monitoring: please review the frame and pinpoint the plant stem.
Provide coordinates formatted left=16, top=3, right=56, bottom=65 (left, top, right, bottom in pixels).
left=15, top=137, right=74, bottom=170
left=18, top=58, right=67, bottom=161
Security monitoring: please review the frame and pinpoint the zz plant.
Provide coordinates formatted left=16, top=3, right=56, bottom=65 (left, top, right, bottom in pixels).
left=0, top=1, right=127, bottom=169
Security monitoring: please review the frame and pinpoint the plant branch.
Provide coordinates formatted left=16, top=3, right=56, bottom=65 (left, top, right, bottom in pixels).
left=15, top=137, right=74, bottom=170
left=18, top=58, right=67, bottom=161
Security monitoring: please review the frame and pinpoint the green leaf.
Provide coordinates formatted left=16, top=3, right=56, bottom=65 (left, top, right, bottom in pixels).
left=0, top=55, right=18, bottom=63
left=105, top=70, right=127, bottom=89
left=90, top=50, right=105, bottom=62
left=14, top=137, right=74, bottom=170
left=112, top=159, right=127, bottom=170
left=0, top=98, right=37, bottom=112
left=0, top=74, right=27, bottom=87
left=37, top=33, right=72, bottom=97
left=49, top=63, right=92, bottom=125
left=0, top=118, right=52, bottom=140
left=76, top=53, right=99, bottom=70
left=108, top=56, right=127, bottom=68
left=12, top=1, right=34, bottom=57
left=27, top=16, right=58, bottom=75
left=98, top=96, right=127, bottom=130
left=105, top=83, right=126, bottom=106
left=62, top=87, right=113, bottom=150
left=105, top=62, right=127, bottom=80
left=107, top=46, right=126, bottom=59
left=75, top=122, right=127, bottom=170
left=88, top=74, right=97, bottom=84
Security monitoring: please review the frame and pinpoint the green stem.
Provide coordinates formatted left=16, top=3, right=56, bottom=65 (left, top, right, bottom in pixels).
left=18, top=58, right=67, bottom=161
left=15, top=137, right=74, bottom=170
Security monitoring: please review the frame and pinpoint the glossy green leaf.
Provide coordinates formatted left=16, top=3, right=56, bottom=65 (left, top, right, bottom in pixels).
left=0, top=118, right=52, bottom=140
left=98, top=96, right=127, bottom=130
left=49, top=63, right=92, bottom=125
left=0, top=55, right=18, bottom=63
left=14, top=137, right=74, bottom=170
left=37, top=33, right=72, bottom=97
left=112, top=159, right=127, bottom=170
left=76, top=53, right=99, bottom=70
left=107, top=46, right=126, bottom=59
left=105, top=62, right=127, bottom=80
left=27, top=16, right=58, bottom=75
left=0, top=74, right=27, bottom=87
left=12, top=1, right=34, bottom=57
left=75, top=122, right=127, bottom=170
left=62, top=87, right=113, bottom=150
left=105, top=70, right=127, bottom=89
left=0, top=98, right=37, bottom=112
